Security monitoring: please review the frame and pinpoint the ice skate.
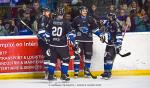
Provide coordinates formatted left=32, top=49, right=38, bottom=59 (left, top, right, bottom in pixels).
left=60, top=74, right=70, bottom=81
left=48, top=74, right=57, bottom=81
left=101, top=72, right=112, bottom=80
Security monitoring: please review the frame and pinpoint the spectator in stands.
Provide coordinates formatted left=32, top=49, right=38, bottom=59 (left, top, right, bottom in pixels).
left=121, top=3, right=130, bottom=15
left=89, top=4, right=99, bottom=21
left=64, top=2, right=72, bottom=14
left=144, top=0, right=150, bottom=18
left=18, top=4, right=28, bottom=18
left=18, top=10, right=33, bottom=35
left=7, top=19, right=18, bottom=35
left=134, top=8, right=149, bottom=32
left=30, top=1, right=42, bottom=34
left=144, top=0, right=150, bottom=31
left=102, top=4, right=117, bottom=21
left=4, top=19, right=10, bottom=35
left=30, top=1, right=41, bottom=25
left=104, top=4, right=118, bottom=17
left=0, top=18, right=7, bottom=36
left=109, top=4, right=117, bottom=14
left=129, top=0, right=140, bottom=14
left=117, top=9, right=131, bottom=32
left=129, top=1, right=139, bottom=32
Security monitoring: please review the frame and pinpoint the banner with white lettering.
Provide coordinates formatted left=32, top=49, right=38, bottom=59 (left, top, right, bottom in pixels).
left=0, top=36, right=44, bottom=73
left=0, top=36, right=77, bottom=74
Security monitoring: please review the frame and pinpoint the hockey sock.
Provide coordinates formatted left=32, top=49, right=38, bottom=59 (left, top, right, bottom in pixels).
left=48, top=65, right=55, bottom=75
left=84, top=58, right=91, bottom=69
left=84, top=62, right=91, bottom=69
left=104, top=63, right=113, bottom=72
left=61, top=63, right=69, bottom=75
left=74, top=64, right=79, bottom=74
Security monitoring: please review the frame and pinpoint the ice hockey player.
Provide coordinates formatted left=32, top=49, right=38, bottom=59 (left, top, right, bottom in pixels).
left=71, top=6, right=103, bottom=78
left=37, top=7, right=51, bottom=79
left=40, top=7, right=76, bottom=81
left=100, top=13, right=123, bottom=80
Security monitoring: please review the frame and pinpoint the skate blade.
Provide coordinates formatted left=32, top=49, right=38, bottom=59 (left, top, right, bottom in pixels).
left=48, top=78, right=57, bottom=82
left=100, top=76, right=110, bottom=80
left=84, top=75, right=91, bottom=78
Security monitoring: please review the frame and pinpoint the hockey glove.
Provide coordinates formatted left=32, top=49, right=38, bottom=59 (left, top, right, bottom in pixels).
left=99, top=34, right=105, bottom=43
left=116, top=46, right=121, bottom=54
left=74, top=41, right=81, bottom=54
left=115, top=34, right=123, bottom=54
left=37, top=30, right=50, bottom=44
left=67, top=32, right=76, bottom=46
left=75, top=46, right=81, bottom=54
left=115, top=44, right=122, bottom=54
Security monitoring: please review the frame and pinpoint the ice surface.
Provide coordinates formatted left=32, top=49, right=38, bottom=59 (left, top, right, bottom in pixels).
left=0, top=76, right=150, bottom=88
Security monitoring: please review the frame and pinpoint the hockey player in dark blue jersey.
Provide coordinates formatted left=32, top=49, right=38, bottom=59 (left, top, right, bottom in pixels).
left=37, top=7, right=51, bottom=79
left=71, top=6, right=103, bottom=78
left=41, top=7, right=76, bottom=81
left=100, top=13, right=123, bottom=79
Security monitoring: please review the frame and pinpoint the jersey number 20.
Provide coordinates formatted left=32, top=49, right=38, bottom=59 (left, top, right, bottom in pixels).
left=52, top=27, right=62, bottom=36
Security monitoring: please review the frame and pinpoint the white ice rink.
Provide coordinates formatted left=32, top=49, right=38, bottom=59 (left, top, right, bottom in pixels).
left=0, top=76, right=150, bottom=88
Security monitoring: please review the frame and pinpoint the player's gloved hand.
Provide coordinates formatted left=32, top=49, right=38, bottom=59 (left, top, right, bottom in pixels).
left=99, top=34, right=105, bottom=43
left=37, top=30, right=50, bottom=44
left=115, top=38, right=122, bottom=54
left=67, top=32, right=76, bottom=46
left=44, top=37, right=50, bottom=44
left=115, top=45, right=122, bottom=54
left=74, top=41, right=81, bottom=54
left=75, top=46, right=81, bottom=54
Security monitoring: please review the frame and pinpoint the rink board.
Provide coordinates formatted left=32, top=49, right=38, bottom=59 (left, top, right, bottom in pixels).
left=0, top=70, right=150, bottom=79
left=0, top=32, right=150, bottom=79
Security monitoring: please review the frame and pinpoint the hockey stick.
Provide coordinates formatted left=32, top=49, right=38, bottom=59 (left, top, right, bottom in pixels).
left=100, top=23, right=131, bottom=57
left=102, top=39, right=131, bottom=57
left=20, top=18, right=36, bottom=34
left=20, top=18, right=51, bottom=44
left=118, top=52, right=131, bottom=57
left=118, top=24, right=131, bottom=57
left=89, top=71, right=97, bottom=79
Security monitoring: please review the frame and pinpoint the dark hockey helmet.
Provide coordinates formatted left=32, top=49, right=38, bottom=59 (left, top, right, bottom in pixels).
left=107, top=13, right=116, bottom=20
left=56, top=7, right=65, bottom=15
left=42, top=7, right=50, bottom=12
left=79, top=6, right=88, bottom=14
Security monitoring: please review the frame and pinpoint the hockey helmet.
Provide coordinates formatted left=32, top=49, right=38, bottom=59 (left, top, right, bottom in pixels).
left=42, top=7, right=50, bottom=12
left=107, top=13, right=116, bottom=20
left=79, top=6, right=88, bottom=14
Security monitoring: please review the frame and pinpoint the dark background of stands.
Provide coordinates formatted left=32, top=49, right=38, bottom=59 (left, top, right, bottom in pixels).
left=0, top=0, right=150, bottom=36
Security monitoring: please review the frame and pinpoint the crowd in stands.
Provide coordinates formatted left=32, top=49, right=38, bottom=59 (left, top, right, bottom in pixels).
left=0, top=0, right=150, bottom=36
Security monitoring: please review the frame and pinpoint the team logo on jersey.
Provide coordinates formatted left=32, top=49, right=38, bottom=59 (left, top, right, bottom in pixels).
left=79, top=27, right=89, bottom=34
